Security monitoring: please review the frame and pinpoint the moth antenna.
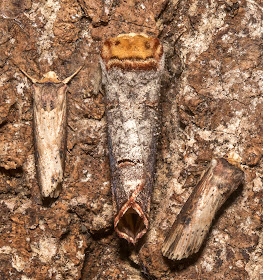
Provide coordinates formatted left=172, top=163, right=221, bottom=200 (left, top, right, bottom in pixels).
left=62, top=66, right=83, bottom=84
left=19, top=68, right=38, bottom=84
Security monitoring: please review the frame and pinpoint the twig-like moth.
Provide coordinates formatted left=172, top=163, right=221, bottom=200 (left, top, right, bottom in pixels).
left=100, top=33, right=164, bottom=244
left=162, top=158, right=244, bottom=260
left=20, top=67, right=82, bottom=198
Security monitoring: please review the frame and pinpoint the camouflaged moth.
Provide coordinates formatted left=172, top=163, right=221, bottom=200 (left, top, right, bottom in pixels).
left=100, top=33, right=164, bottom=244
left=20, top=67, right=82, bottom=199
left=162, top=157, right=244, bottom=260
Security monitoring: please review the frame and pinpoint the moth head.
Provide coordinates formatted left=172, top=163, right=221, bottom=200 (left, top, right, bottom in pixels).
left=19, top=66, right=83, bottom=84
left=224, top=151, right=242, bottom=169
left=101, top=33, right=164, bottom=71
left=41, top=71, right=61, bottom=83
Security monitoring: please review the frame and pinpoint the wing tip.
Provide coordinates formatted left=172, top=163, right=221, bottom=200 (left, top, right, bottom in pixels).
left=162, top=223, right=205, bottom=260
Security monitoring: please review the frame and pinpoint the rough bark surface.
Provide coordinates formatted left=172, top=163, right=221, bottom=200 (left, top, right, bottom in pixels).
left=0, top=0, right=262, bottom=279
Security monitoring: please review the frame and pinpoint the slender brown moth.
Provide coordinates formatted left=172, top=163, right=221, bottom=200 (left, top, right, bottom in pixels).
left=100, top=33, right=164, bottom=244
left=20, top=67, right=82, bottom=199
left=162, top=157, right=244, bottom=260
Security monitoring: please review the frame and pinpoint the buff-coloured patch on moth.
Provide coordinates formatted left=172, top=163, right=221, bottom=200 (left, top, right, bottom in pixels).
left=162, top=157, right=244, bottom=260
left=100, top=33, right=164, bottom=244
left=20, top=67, right=82, bottom=199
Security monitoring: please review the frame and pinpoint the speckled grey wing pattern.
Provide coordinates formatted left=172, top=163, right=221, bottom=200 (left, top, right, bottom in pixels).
left=103, top=69, right=162, bottom=243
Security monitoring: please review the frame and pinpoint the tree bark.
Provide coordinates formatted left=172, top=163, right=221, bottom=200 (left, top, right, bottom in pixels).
left=0, top=0, right=262, bottom=279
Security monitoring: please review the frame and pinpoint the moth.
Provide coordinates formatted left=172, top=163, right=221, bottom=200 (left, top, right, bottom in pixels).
left=100, top=33, right=164, bottom=244
left=162, top=157, right=244, bottom=260
left=20, top=67, right=82, bottom=199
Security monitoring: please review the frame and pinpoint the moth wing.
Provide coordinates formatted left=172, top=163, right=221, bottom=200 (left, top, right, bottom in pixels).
left=162, top=168, right=217, bottom=260
left=162, top=158, right=244, bottom=260
left=162, top=201, right=214, bottom=260
left=34, top=94, right=66, bottom=151
left=33, top=85, right=67, bottom=198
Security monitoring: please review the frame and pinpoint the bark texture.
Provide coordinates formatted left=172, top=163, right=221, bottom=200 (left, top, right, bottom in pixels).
left=0, top=0, right=262, bottom=279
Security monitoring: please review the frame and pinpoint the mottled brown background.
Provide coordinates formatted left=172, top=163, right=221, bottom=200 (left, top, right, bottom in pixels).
left=0, top=0, right=262, bottom=279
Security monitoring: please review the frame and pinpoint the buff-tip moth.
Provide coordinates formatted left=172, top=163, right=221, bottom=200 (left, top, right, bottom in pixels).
left=100, top=33, right=164, bottom=243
